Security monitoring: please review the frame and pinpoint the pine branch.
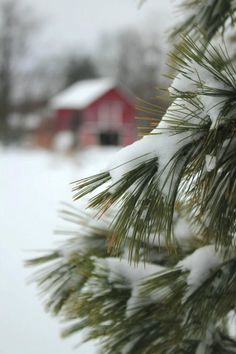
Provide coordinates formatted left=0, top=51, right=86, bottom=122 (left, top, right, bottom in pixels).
left=171, top=0, right=236, bottom=42
left=71, top=36, right=236, bottom=257
left=27, top=1, right=236, bottom=352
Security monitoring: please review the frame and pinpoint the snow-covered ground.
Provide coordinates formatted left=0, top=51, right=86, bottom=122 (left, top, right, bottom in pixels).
left=0, top=146, right=118, bottom=354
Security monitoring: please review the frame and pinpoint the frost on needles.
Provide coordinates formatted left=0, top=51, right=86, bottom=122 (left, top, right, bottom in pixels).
left=27, top=1, right=236, bottom=353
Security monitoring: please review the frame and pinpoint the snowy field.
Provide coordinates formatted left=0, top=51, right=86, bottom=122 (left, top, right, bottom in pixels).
left=0, top=146, right=118, bottom=354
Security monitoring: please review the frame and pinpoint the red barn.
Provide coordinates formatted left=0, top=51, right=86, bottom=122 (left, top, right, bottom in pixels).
left=50, top=78, right=136, bottom=146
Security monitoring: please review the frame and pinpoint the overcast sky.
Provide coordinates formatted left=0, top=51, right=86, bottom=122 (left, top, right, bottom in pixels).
left=26, top=0, right=175, bottom=57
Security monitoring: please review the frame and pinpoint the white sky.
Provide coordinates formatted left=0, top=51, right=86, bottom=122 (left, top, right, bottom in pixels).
left=27, top=0, right=174, bottom=56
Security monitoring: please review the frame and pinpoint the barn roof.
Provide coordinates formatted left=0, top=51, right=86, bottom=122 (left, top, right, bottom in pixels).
left=50, top=78, right=116, bottom=110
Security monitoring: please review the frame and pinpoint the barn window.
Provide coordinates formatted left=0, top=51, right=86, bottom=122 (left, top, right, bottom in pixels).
left=70, top=111, right=82, bottom=131
left=99, top=131, right=120, bottom=146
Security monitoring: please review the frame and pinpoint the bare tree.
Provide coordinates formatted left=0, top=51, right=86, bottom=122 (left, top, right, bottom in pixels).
left=97, top=28, right=164, bottom=99
left=63, top=55, right=99, bottom=87
left=0, top=0, right=37, bottom=142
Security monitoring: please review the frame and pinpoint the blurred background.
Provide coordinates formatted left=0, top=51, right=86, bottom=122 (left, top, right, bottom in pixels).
left=0, top=0, right=177, bottom=353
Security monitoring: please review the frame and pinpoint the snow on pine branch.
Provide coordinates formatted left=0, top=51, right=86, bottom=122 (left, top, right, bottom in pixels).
left=72, top=35, right=236, bottom=257
left=107, top=36, right=236, bottom=193
left=108, top=97, right=204, bottom=196
left=169, top=34, right=236, bottom=126
left=91, top=257, right=165, bottom=317
left=178, top=245, right=226, bottom=295
left=141, top=245, right=228, bottom=296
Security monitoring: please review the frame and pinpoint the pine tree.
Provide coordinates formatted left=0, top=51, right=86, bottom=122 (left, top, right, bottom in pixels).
left=27, top=1, right=236, bottom=353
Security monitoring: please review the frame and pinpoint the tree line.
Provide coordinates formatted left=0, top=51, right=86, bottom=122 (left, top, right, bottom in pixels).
left=0, top=0, right=168, bottom=144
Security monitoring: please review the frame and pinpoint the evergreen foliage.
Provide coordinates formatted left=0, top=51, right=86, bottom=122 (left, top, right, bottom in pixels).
left=27, top=1, right=236, bottom=353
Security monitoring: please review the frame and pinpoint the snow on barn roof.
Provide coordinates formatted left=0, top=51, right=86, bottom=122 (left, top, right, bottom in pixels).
left=50, top=78, right=116, bottom=110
